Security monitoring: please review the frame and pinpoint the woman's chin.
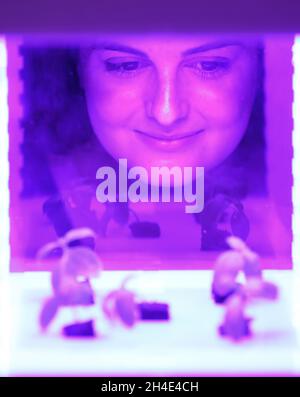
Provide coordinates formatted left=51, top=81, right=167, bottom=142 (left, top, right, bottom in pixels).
left=125, top=154, right=202, bottom=170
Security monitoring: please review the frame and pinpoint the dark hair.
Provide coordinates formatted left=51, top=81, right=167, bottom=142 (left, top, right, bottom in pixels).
left=20, top=43, right=266, bottom=199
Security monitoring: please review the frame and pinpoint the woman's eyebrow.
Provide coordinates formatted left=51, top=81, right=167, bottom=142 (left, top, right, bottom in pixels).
left=95, top=42, right=149, bottom=58
left=182, top=41, right=243, bottom=56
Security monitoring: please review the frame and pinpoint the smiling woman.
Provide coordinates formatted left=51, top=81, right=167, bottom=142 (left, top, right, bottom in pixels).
left=81, top=35, right=260, bottom=172
left=13, top=33, right=272, bottom=267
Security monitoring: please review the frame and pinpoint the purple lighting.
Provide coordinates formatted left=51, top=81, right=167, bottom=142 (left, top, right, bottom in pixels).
left=0, top=36, right=12, bottom=376
left=1, top=33, right=300, bottom=376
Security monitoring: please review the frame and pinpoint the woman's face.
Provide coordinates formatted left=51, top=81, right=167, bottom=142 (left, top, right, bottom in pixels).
left=81, top=35, right=258, bottom=171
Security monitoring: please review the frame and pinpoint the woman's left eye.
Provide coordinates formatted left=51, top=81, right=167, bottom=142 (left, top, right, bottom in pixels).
left=104, top=59, right=150, bottom=77
left=184, top=59, right=231, bottom=79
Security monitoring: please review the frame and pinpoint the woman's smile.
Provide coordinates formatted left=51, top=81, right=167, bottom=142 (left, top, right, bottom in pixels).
left=133, top=128, right=205, bottom=142
left=132, top=128, right=206, bottom=152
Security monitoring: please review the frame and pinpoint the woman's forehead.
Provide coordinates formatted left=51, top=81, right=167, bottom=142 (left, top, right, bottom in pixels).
left=89, top=34, right=258, bottom=54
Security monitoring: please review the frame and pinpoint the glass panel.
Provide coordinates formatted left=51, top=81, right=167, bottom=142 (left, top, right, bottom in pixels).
left=6, top=34, right=293, bottom=271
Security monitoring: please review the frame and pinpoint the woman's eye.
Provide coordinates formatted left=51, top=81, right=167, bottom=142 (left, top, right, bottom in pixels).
left=201, top=61, right=224, bottom=71
left=104, top=59, right=150, bottom=77
left=184, top=59, right=231, bottom=79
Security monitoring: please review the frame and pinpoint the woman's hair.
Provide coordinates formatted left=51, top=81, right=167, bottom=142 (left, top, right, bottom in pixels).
left=20, top=43, right=266, bottom=199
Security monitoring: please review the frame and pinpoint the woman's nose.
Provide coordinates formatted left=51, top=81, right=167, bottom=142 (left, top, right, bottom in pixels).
left=145, top=72, right=189, bottom=130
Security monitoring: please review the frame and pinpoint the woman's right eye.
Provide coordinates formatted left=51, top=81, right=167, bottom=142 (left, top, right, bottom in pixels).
left=104, top=59, right=151, bottom=77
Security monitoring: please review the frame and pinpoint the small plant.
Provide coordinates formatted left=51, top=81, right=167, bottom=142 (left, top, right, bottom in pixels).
left=37, top=228, right=102, bottom=331
left=212, top=236, right=279, bottom=341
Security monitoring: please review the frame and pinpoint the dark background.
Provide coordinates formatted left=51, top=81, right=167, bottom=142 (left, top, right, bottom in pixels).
left=1, top=1, right=300, bottom=33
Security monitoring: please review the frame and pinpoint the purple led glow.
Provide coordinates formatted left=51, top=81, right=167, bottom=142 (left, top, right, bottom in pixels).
left=2, top=34, right=300, bottom=375
left=292, top=36, right=300, bottom=353
left=0, top=37, right=10, bottom=278
left=0, top=36, right=12, bottom=376
left=292, top=36, right=300, bottom=269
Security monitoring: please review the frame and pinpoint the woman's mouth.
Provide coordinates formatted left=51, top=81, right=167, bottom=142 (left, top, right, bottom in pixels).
left=133, top=129, right=205, bottom=143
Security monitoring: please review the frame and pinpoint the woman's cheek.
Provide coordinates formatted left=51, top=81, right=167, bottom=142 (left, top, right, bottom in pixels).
left=195, top=82, right=253, bottom=128
left=93, top=85, right=141, bottom=125
left=192, top=56, right=256, bottom=126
